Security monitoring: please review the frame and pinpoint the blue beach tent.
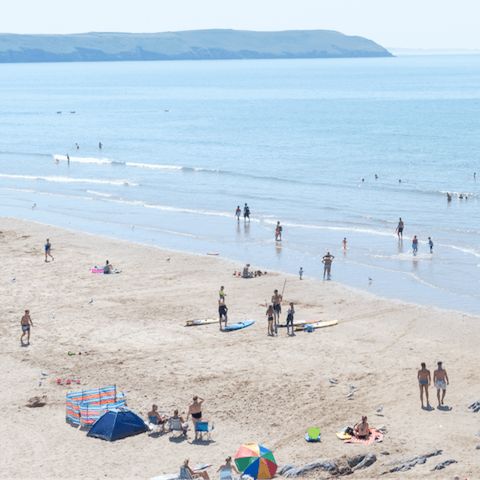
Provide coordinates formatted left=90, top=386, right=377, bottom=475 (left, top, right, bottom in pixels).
left=87, top=407, right=148, bottom=441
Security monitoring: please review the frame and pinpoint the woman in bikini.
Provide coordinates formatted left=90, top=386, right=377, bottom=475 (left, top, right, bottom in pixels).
left=266, top=305, right=275, bottom=336
left=417, top=362, right=431, bottom=407
left=187, top=396, right=204, bottom=439
left=353, top=416, right=369, bottom=439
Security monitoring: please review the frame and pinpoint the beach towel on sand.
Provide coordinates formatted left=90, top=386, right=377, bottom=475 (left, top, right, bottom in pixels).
left=344, top=429, right=383, bottom=445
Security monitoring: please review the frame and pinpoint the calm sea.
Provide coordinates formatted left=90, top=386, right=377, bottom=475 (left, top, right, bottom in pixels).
left=0, top=56, right=479, bottom=313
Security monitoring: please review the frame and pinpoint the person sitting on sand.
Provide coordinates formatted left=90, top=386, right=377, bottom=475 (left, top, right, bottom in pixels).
left=170, top=409, right=188, bottom=435
left=242, top=264, right=252, bottom=278
left=21, top=310, right=33, bottom=345
left=148, top=404, right=165, bottom=425
left=418, top=362, right=431, bottom=408
left=353, top=416, right=369, bottom=439
left=180, top=459, right=210, bottom=480
left=187, top=396, right=204, bottom=440
left=217, top=457, right=240, bottom=477
left=103, top=260, right=113, bottom=274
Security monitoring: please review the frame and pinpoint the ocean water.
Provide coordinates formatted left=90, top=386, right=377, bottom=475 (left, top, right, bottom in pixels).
left=0, top=56, right=479, bottom=313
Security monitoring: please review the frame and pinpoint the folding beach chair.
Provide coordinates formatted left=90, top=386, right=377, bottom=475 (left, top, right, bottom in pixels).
left=147, top=414, right=166, bottom=433
left=168, top=417, right=189, bottom=437
left=195, top=421, right=214, bottom=440
left=218, top=470, right=238, bottom=480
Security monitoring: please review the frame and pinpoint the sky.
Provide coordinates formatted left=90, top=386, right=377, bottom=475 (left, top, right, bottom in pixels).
left=1, top=0, right=480, bottom=50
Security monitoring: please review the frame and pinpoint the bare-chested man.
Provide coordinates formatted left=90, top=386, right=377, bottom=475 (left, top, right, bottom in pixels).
left=21, top=310, right=33, bottom=345
left=322, top=252, right=335, bottom=280
left=433, top=361, right=449, bottom=406
left=417, top=362, right=431, bottom=407
left=397, top=218, right=404, bottom=239
left=187, top=396, right=204, bottom=439
left=271, top=289, right=282, bottom=326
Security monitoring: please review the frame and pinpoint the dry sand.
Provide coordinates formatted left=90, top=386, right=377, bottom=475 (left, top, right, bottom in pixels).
left=1, top=216, right=479, bottom=479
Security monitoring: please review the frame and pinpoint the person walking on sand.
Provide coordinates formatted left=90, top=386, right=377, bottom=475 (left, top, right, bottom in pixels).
left=343, top=238, right=347, bottom=250
left=412, top=235, right=418, bottom=255
left=275, top=222, right=282, bottom=241
left=322, top=252, right=334, bottom=280
left=428, top=237, right=434, bottom=253
left=286, top=302, right=295, bottom=336
left=20, top=310, right=33, bottom=345
left=271, top=289, right=282, bottom=325
left=266, top=305, right=275, bottom=336
left=45, top=239, right=54, bottom=262
left=243, top=203, right=250, bottom=222
left=235, top=206, right=241, bottom=221
left=218, top=298, right=228, bottom=329
left=299, top=267, right=303, bottom=280
left=434, top=362, right=449, bottom=406
left=187, top=396, right=204, bottom=439
left=397, top=218, right=404, bottom=239
left=418, top=362, right=431, bottom=408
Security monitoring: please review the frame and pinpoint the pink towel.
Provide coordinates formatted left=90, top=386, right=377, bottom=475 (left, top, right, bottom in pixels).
left=344, top=429, right=383, bottom=445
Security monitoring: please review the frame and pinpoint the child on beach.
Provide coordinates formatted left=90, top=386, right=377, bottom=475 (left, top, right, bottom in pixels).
left=299, top=267, right=303, bottom=280
left=235, top=206, right=241, bottom=221
left=428, top=237, right=434, bottom=253
left=266, top=305, right=275, bottom=336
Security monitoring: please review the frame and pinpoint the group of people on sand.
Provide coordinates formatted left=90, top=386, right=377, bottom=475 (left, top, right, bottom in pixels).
left=266, top=289, right=295, bottom=336
left=180, top=457, right=239, bottom=480
left=148, top=396, right=207, bottom=441
left=418, top=361, right=450, bottom=408
left=396, top=219, right=434, bottom=255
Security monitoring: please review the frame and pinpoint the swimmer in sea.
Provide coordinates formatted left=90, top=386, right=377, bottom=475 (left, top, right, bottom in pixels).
left=66, top=154, right=70, bottom=164
left=76, top=143, right=79, bottom=149
left=428, top=237, right=434, bottom=253
left=375, top=174, right=378, bottom=179
left=99, top=142, right=102, bottom=149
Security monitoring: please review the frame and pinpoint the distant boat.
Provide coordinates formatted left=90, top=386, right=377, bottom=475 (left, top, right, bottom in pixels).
left=56, top=111, right=62, bottom=114
left=165, top=109, right=171, bottom=112
left=70, top=111, right=76, bottom=114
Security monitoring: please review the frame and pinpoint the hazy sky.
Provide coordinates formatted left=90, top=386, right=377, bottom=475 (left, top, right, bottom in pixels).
left=2, top=0, right=479, bottom=49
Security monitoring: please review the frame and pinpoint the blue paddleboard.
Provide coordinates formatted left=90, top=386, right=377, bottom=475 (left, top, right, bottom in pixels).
left=223, top=319, right=254, bottom=331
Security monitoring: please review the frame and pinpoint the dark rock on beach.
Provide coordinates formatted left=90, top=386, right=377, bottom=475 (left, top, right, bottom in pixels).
left=430, top=459, right=457, bottom=471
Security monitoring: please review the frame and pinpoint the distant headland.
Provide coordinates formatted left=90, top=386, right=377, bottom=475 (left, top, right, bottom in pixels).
left=0, top=29, right=392, bottom=63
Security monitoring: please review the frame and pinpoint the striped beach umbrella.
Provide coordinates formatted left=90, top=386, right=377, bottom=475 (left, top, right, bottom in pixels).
left=235, top=443, right=277, bottom=479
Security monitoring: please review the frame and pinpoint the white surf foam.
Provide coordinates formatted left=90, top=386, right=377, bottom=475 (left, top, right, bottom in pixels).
left=0, top=173, right=138, bottom=186
left=53, top=155, right=113, bottom=165
left=87, top=190, right=113, bottom=197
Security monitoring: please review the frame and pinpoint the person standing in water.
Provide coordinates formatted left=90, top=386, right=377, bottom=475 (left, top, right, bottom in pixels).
left=412, top=235, right=418, bottom=255
left=343, top=238, right=347, bottom=250
left=433, top=361, right=449, bottom=406
left=299, top=267, right=303, bottom=280
left=45, top=239, right=54, bottom=262
left=66, top=154, right=70, bottom=164
left=21, top=310, right=34, bottom=345
left=418, top=362, right=431, bottom=408
left=235, top=206, right=241, bottom=222
left=99, top=142, right=102, bottom=149
left=397, top=218, right=404, bottom=239
left=76, top=143, right=79, bottom=149
left=428, top=237, right=434, bottom=253
left=275, top=222, right=282, bottom=241
left=322, top=252, right=334, bottom=280
left=243, top=203, right=250, bottom=222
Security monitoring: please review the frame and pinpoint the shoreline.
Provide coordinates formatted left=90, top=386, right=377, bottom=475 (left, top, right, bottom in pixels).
left=1, top=215, right=480, bottom=479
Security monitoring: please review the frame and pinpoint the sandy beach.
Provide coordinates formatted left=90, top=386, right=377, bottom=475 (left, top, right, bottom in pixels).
left=1, top=215, right=479, bottom=479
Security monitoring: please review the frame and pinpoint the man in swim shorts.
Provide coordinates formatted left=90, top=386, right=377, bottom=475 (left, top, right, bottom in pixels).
left=45, top=239, right=54, bottom=262
left=412, top=235, right=418, bottom=255
left=187, top=396, right=204, bottom=439
left=218, top=299, right=228, bottom=329
left=322, top=252, right=334, bottom=280
left=271, top=289, right=282, bottom=325
left=417, top=362, right=431, bottom=408
left=397, top=218, right=404, bottom=239
left=433, top=361, right=449, bottom=406
left=21, top=310, right=33, bottom=345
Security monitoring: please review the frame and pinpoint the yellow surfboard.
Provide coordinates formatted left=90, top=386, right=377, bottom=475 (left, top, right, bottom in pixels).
left=185, top=319, right=218, bottom=326
left=295, top=319, right=338, bottom=331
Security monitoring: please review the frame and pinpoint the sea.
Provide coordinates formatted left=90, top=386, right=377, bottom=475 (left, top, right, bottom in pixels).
left=0, top=55, right=479, bottom=314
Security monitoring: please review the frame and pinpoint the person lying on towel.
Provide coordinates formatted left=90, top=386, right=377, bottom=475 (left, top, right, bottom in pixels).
left=353, top=416, right=370, bottom=439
